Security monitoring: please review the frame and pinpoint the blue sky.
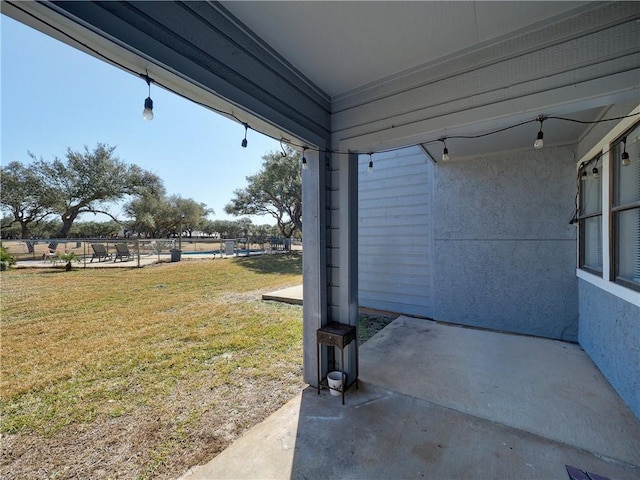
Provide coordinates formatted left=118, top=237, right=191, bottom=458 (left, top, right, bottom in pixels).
left=1, top=15, right=281, bottom=224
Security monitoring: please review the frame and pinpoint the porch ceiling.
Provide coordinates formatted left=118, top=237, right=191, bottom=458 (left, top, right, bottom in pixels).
left=221, top=1, right=590, bottom=99
left=4, top=1, right=639, bottom=155
left=221, top=1, right=640, bottom=155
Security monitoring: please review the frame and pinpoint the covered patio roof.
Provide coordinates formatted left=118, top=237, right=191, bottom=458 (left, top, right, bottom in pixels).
left=4, top=1, right=639, bottom=156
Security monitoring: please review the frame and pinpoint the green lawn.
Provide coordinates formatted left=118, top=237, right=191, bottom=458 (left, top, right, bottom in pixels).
left=1, top=255, right=304, bottom=479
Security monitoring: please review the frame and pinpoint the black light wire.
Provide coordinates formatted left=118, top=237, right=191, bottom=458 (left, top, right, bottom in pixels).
left=12, top=1, right=640, bottom=159
left=8, top=1, right=243, bottom=124
left=569, top=144, right=618, bottom=225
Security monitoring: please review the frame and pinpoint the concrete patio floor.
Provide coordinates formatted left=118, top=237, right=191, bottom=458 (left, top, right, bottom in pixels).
left=261, top=285, right=303, bottom=305
left=181, top=316, right=640, bottom=480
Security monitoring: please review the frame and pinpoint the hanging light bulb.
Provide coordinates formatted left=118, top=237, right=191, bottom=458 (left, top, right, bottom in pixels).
left=621, top=137, right=630, bottom=166
left=592, top=166, right=600, bottom=179
left=142, top=74, right=154, bottom=121
left=368, top=153, right=374, bottom=173
left=534, top=131, right=544, bottom=149
left=580, top=170, right=588, bottom=181
left=143, top=97, right=154, bottom=121
left=241, top=123, right=248, bottom=148
left=440, top=138, right=449, bottom=161
left=622, top=151, right=631, bottom=166
left=534, top=116, right=545, bottom=149
left=302, top=148, right=309, bottom=170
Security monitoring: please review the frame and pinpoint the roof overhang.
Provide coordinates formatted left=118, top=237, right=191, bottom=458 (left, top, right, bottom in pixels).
left=3, top=1, right=639, bottom=156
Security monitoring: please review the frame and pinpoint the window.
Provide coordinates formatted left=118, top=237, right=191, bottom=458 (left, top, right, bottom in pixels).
left=578, top=155, right=603, bottom=275
left=611, top=121, right=640, bottom=291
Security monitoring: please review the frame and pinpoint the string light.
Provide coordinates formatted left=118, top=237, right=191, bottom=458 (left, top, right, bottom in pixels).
left=621, top=137, right=630, bottom=166
left=440, top=138, right=450, bottom=161
left=534, top=115, right=545, bottom=149
left=18, top=0, right=640, bottom=161
left=302, top=148, right=308, bottom=170
left=367, top=153, right=374, bottom=173
left=142, top=74, right=154, bottom=121
left=590, top=155, right=600, bottom=179
left=241, top=123, right=248, bottom=148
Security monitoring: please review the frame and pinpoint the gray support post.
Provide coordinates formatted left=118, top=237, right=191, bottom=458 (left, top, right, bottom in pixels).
left=302, top=148, right=328, bottom=386
left=337, top=151, right=359, bottom=386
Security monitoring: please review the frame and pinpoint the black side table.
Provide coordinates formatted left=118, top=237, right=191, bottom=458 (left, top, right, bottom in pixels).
left=316, top=322, right=359, bottom=405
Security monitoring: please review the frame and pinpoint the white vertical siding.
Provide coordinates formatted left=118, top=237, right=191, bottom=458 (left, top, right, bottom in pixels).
left=358, top=146, right=433, bottom=316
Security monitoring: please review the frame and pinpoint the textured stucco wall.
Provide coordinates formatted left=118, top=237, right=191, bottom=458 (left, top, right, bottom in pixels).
left=578, top=279, right=640, bottom=419
left=433, top=145, right=579, bottom=340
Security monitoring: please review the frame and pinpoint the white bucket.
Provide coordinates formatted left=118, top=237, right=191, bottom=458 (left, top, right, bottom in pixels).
left=327, top=371, right=345, bottom=396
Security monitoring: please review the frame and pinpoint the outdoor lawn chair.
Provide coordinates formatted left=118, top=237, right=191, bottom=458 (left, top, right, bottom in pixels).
left=42, top=241, right=58, bottom=261
left=90, top=243, right=112, bottom=262
left=114, top=243, right=132, bottom=262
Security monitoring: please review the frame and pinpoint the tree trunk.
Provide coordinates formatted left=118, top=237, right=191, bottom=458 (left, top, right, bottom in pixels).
left=20, top=221, right=35, bottom=252
left=20, top=222, right=32, bottom=242
left=56, top=212, right=78, bottom=238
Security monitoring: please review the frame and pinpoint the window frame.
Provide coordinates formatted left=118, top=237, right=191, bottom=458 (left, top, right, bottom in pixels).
left=575, top=104, right=640, bottom=306
left=578, top=155, right=603, bottom=276
left=610, top=121, right=640, bottom=292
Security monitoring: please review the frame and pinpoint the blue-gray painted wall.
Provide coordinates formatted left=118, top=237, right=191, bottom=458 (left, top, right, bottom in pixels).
left=358, top=144, right=579, bottom=341
left=578, top=280, right=640, bottom=419
left=358, top=147, right=433, bottom=317
left=432, top=145, right=579, bottom=340
left=575, top=101, right=640, bottom=420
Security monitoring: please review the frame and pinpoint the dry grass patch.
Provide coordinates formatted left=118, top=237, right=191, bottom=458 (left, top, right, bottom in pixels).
left=1, top=255, right=304, bottom=479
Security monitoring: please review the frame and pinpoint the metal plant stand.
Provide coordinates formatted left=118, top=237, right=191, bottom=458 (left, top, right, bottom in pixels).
left=316, top=322, right=359, bottom=405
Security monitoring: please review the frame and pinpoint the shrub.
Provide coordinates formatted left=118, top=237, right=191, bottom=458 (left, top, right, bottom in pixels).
left=53, top=251, right=81, bottom=271
left=0, top=246, right=16, bottom=271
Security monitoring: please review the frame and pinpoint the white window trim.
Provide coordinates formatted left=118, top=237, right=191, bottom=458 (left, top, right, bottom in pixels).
left=576, top=103, right=640, bottom=307
left=577, top=269, right=640, bottom=306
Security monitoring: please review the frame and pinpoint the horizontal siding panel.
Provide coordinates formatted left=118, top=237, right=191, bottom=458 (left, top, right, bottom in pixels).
left=328, top=267, right=339, bottom=284
left=358, top=242, right=430, bottom=251
left=360, top=203, right=429, bottom=214
left=359, top=241, right=429, bottom=251
left=360, top=174, right=427, bottom=191
left=330, top=189, right=340, bottom=206
left=359, top=266, right=429, bottom=279
left=360, top=214, right=429, bottom=228
left=359, top=290, right=431, bottom=307
left=359, top=224, right=429, bottom=233
left=360, top=166, right=427, bottom=180
left=359, top=298, right=431, bottom=318
left=359, top=179, right=427, bottom=194
left=359, top=146, right=432, bottom=316
left=358, top=185, right=430, bottom=205
left=359, top=244, right=427, bottom=257
left=361, top=281, right=431, bottom=297
left=359, top=206, right=430, bottom=218
left=330, top=228, right=340, bottom=249
left=359, top=263, right=429, bottom=276
left=359, top=225, right=431, bottom=237
left=329, top=286, right=341, bottom=304
left=359, top=170, right=428, bottom=187
left=328, top=247, right=340, bottom=268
